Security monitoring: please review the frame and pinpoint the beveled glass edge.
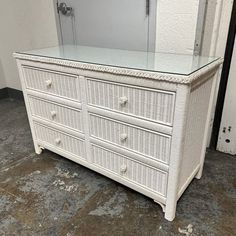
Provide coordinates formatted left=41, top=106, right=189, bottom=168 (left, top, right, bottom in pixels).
left=14, top=50, right=220, bottom=76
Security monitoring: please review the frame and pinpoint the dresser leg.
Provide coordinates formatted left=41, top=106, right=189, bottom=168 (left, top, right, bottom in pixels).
left=154, top=200, right=166, bottom=212
left=154, top=199, right=176, bottom=221
left=164, top=202, right=176, bottom=221
left=195, top=166, right=203, bottom=179
left=35, top=144, right=43, bottom=155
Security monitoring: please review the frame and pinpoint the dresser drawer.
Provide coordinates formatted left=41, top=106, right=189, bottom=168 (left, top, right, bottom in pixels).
left=29, top=96, right=83, bottom=132
left=91, top=144, right=167, bottom=196
left=22, top=66, right=81, bottom=101
left=89, top=114, right=171, bottom=164
left=34, top=122, right=85, bottom=159
left=87, top=78, right=175, bottom=125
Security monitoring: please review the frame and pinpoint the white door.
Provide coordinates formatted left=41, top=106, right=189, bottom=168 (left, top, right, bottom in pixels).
left=56, top=0, right=156, bottom=51
left=217, top=38, right=236, bottom=154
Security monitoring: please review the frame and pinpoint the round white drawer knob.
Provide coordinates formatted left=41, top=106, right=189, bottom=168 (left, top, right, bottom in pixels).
left=120, top=164, right=127, bottom=173
left=119, top=96, right=128, bottom=106
left=45, top=79, right=52, bottom=88
left=50, top=110, right=57, bottom=119
left=120, top=133, right=128, bottom=142
left=55, top=138, right=61, bottom=145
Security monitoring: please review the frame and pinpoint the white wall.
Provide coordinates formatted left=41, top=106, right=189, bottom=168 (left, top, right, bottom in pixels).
left=201, top=0, right=233, bottom=57
left=0, top=0, right=59, bottom=90
left=214, top=0, right=233, bottom=57
left=155, top=0, right=233, bottom=148
left=155, top=0, right=199, bottom=54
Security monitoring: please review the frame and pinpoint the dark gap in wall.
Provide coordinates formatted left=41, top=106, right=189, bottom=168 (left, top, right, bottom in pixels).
left=0, top=88, right=8, bottom=100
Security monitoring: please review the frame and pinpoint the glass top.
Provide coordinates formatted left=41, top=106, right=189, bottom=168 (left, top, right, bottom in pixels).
left=19, top=45, right=219, bottom=76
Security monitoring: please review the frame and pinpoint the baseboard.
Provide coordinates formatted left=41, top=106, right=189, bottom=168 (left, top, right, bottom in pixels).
left=0, top=88, right=8, bottom=99
left=7, top=87, right=24, bottom=101
left=0, top=87, right=24, bottom=101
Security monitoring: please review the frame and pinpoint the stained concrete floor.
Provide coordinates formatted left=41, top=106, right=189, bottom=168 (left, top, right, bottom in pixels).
left=0, top=98, right=235, bottom=236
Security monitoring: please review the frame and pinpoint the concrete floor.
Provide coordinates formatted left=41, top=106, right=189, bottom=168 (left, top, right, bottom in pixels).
left=0, top=98, right=235, bottom=236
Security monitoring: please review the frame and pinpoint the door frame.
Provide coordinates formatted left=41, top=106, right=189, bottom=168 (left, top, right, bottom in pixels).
left=194, top=0, right=207, bottom=54
left=53, top=0, right=157, bottom=52
left=210, top=0, right=236, bottom=149
left=53, top=0, right=63, bottom=45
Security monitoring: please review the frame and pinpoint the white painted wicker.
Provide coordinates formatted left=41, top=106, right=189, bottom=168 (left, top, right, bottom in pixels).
left=14, top=52, right=222, bottom=221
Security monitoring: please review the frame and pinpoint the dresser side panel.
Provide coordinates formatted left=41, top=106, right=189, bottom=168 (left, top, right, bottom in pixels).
left=16, top=60, right=42, bottom=154
left=178, top=75, right=214, bottom=195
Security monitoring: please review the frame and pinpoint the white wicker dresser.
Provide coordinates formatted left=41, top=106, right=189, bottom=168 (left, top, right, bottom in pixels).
left=14, top=45, right=222, bottom=221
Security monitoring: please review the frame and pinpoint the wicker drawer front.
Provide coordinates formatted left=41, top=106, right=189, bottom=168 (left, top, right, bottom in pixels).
left=87, top=78, right=175, bottom=125
left=29, top=96, right=83, bottom=132
left=34, top=122, right=85, bottom=159
left=23, top=66, right=81, bottom=101
left=91, top=145, right=167, bottom=196
left=89, top=114, right=171, bottom=164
